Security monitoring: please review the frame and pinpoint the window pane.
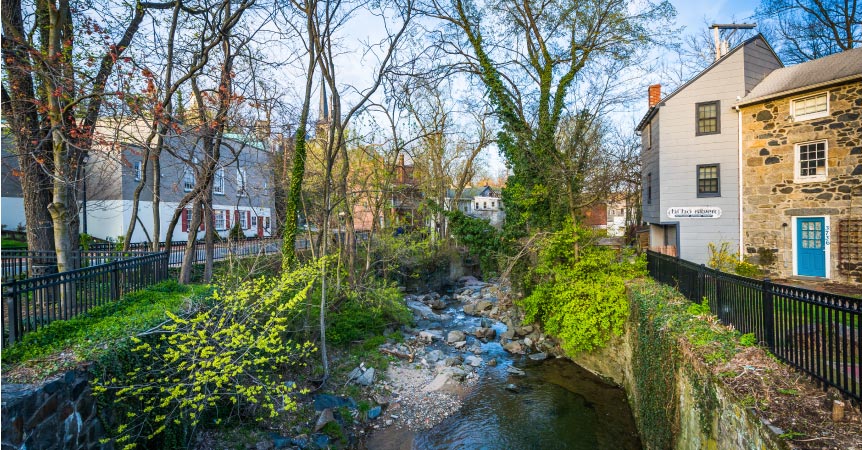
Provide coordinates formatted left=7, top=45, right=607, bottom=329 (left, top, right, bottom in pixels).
left=697, top=165, right=719, bottom=194
left=798, top=142, right=827, bottom=178
left=794, top=94, right=827, bottom=116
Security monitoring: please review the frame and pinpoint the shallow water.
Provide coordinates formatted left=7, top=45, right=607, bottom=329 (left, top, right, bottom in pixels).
left=365, top=295, right=641, bottom=450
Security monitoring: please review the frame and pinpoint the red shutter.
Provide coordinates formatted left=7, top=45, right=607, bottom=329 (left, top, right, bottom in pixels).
left=234, top=210, right=240, bottom=228
left=225, top=210, right=231, bottom=229
left=182, top=209, right=189, bottom=232
left=246, top=211, right=251, bottom=229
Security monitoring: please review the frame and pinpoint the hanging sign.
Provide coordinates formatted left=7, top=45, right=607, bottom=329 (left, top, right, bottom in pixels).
left=667, top=206, right=722, bottom=219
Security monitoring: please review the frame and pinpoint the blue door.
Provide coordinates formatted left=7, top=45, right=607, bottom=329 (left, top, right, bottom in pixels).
left=797, top=218, right=826, bottom=277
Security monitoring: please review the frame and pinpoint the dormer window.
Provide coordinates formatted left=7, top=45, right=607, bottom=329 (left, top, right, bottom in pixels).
left=791, top=92, right=828, bottom=121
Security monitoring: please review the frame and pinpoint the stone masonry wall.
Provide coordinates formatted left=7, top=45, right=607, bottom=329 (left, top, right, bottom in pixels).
left=1, top=369, right=109, bottom=450
left=741, top=80, right=862, bottom=282
left=572, top=285, right=786, bottom=450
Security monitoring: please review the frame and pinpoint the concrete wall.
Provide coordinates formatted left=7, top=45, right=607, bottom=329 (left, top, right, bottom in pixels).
left=1, top=369, right=108, bottom=450
left=741, top=80, right=862, bottom=283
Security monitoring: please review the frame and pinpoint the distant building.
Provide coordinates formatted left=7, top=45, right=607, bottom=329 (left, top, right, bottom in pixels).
left=445, top=185, right=504, bottom=228
left=736, top=48, right=862, bottom=282
left=83, top=122, right=276, bottom=243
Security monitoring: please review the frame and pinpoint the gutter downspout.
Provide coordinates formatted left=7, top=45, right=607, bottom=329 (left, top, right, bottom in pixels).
left=736, top=105, right=744, bottom=261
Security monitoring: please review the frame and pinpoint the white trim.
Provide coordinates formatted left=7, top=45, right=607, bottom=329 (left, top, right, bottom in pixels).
left=790, top=91, right=829, bottom=121
left=791, top=215, right=831, bottom=279
left=737, top=107, right=744, bottom=260
left=214, top=168, right=225, bottom=194
left=793, top=140, right=828, bottom=183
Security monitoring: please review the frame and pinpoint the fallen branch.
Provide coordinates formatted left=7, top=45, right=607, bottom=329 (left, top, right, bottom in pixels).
left=381, top=348, right=414, bottom=363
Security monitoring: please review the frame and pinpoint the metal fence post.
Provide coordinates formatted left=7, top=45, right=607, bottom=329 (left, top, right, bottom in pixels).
left=110, top=261, right=120, bottom=301
left=762, top=278, right=775, bottom=350
left=698, top=264, right=706, bottom=302
left=4, top=285, right=18, bottom=345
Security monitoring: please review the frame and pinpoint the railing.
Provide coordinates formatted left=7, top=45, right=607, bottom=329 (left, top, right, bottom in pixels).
left=1, top=250, right=152, bottom=282
left=67, top=236, right=293, bottom=268
left=647, top=250, right=861, bottom=402
left=2, top=252, right=169, bottom=346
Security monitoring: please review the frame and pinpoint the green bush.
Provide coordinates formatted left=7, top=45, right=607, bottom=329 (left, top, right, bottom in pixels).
left=328, top=280, right=411, bottom=346
left=518, top=223, right=646, bottom=354
left=444, top=208, right=502, bottom=276
left=95, top=265, right=320, bottom=449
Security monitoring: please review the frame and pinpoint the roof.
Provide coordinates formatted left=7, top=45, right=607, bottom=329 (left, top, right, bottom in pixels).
left=636, top=34, right=780, bottom=131
left=737, top=47, right=862, bottom=106
left=446, top=186, right=497, bottom=200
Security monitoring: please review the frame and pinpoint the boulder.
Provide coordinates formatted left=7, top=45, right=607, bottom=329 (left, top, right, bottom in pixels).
left=368, top=406, right=382, bottom=420
left=462, top=303, right=478, bottom=315
left=528, top=352, right=548, bottom=361
left=314, top=408, right=335, bottom=432
left=465, top=355, right=482, bottom=367
left=428, top=298, right=447, bottom=310
left=407, top=301, right=447, bottom=321
left=523, top=337, right=533, bottom=347
left=444, top=355, right=463, bottom=366
left=506, top=366, right=526, bottom=376
left=505, top=383, right=519, bottom=393
left=487, top=358, right=498, bottom=367
left=419, top=330, right=443, bottom=342
left=422, top=373, right=452, bottom=392
left=356, top=368, right=375, bottom=386
left=444, top=367, right=468, bottom=382
left=476, top=300, right=493, bottom=311
left=515, top=325, right=533, bottom=337
left=453, top=341, right=467, bottom=349
left=503, top=341, right=524, bottom=354
left=447, top=330, right=466, bottom=343
left=425, top=349, right=444, bottom=363
left=501, top=329, right=515, bottom=340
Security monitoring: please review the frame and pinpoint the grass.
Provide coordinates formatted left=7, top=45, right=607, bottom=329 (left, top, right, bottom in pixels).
left=2, top=280, right=211, bottom=374
left=1, top=237, right=27, bottom=249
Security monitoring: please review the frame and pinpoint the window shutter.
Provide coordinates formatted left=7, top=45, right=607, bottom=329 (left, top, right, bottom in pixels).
left=246, top=211, right=251, bottom=229
left=226, top=210, right=231, bottom=229
left=182, top=209, right=189, bottom=232
left=234, top=210, right=240, bottom=227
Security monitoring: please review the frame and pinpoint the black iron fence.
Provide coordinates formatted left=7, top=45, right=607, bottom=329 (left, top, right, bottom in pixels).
left=83, top=236, right=293, bottom=267
left=647, top=250, right=861, bottom=402
left=1, top=250, right=153, bottom=282
left=2, top=251, right=169, bottom=346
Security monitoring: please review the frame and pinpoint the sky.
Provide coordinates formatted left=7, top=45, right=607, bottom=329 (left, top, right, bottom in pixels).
left=309, top=0, right=770, bottom=178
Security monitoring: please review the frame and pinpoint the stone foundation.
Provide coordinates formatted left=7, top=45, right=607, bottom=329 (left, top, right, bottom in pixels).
left=1, top=369, right=109, bottom=450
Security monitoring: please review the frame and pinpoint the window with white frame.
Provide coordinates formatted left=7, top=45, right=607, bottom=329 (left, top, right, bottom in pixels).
left=214, top=210, right=226, bottom=230
left=134, top=161, right=142, bottom=181
left=251, top=215, right=258, bottom=228
left=237, top=167, right=247, bottom=195
left=792, top=93, right=828, bottom=121
left=239, top=210, right=248, bottom=229
left=183, top=166, right=195, bottom=191
left=795, top=141, right=827, bottom=182
left=214, top=168, right=225, bottom=194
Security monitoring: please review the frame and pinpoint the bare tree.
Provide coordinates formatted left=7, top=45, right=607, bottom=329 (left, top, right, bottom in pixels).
left=757, top=0, right=861, bottom=63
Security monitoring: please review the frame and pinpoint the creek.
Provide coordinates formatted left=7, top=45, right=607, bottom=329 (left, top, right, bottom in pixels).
left=364, top=280, right=641, bottom=449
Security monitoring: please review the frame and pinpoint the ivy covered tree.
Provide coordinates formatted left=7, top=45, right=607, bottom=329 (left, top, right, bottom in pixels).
left=428, top=0, right=674, bottom=234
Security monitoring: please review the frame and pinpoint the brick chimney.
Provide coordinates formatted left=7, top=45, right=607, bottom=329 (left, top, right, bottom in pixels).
left=648, top=84, right=661, bottom=108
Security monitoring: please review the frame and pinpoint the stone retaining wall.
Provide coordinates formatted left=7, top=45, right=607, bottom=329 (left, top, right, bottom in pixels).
left=1, top=369, right=108, bottom=450
left=571, top=285, right=787, bottom=450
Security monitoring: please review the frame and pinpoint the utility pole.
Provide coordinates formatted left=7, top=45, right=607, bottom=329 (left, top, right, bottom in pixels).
left=711, top=23, right=757, bottom=60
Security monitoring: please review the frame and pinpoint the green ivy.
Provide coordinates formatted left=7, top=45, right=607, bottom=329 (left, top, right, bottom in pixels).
left=444, top=208, right=503, bottom=276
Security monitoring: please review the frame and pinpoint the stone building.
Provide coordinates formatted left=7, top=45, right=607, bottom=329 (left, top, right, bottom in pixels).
left=736, top=48, right=862, bottom=282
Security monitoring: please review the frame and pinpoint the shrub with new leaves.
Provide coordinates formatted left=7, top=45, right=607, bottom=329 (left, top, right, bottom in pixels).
left=94, top=264, right=319, bottom=449
left=518, top=223, right=646, bottom=354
